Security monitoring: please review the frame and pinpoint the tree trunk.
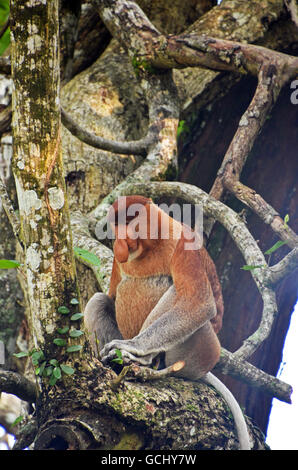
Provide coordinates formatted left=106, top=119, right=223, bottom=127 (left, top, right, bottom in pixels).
left=33, top=360, right=265, bottom=450
left=10, top=0, right=82, bottom=386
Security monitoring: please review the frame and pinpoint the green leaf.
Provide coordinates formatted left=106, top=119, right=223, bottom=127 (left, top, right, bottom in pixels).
left=11, top=415, right=24, bottom=427
left=112, top=348, right=123, bottom=364
left=31, top=350, right=44, bottom=365
left=70, top=313, right=84, bottom=321
left=69, top=329, right=84, bottom=338
left=115, top=348, right=122, bottom=359
left=53, top=366, right=62, bottom=380
left=32, top=357, right=39, bottom=366
left=284, top=214, right=289, bottom=229
left=0, top=1, right=10, bottom=21
left=74, top=247, right=101, bottom=267
left=60, top=364, right=75, bottom=375
left=177, top=120, right=190, bottom=138
left=57, top=306, right=70, bottom=314
left=112, top=358, right=124, bottom=364
left=45, top=366, right=53, bottom=377
left=0, top=0, right=10, bottom=56
left=0, top=28, right=10, bottom=56
left=13, top=351, right=29, bottom=358
left=57, top=326, right=69, bottom=334
left=38, top=361, right=46, bottom=376
left=0, top=259, right=21, bottom=269
left=66, top=345, right=82, bottom=353
left=28, top=348, right=37, bottom=356
left=53, top=338, right=67, bottom=347
left=49, top=373, right=58, bottom=386
left=49, top=359, right=59, bottom=366
left=264, top=240, right=287, bottom=255
left=241, top=265, right=265, bottom=271
left=70, top=298, right=79, bottom=305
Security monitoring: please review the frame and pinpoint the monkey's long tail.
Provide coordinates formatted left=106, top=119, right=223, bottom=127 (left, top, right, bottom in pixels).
left=203, top=372, right=251, bottom=450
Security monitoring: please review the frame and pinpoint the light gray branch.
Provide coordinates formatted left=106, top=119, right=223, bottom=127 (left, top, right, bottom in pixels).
left=61, top=106, right=158, bottom=157
left=267, top=247, right=298, bottom=287
left=216, top=348, right=292, bottom=404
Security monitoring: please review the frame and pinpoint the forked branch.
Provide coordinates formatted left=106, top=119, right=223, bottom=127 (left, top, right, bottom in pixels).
left=91, top=0, right=298, bottom=80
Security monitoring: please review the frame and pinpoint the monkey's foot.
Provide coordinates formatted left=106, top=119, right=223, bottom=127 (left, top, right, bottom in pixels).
left=100, top=339, right=155, bottom=366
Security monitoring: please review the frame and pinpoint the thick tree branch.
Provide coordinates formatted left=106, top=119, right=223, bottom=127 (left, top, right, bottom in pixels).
left=88, top=70, right=180, bottom=235
left=209, top=66, right=281, bottom=202
left=222, top=181, right=298, bottom=249
left=92, top=0, right=298, bottom=80
left=206, top=64, right=297, bottom=247
left=61, top=106, right=159, bottom=157
left=165, top=34, right=298, bottom=79
left=216, top=349, right=292, bottom=404
left=0, top=370, right=37, bottom=403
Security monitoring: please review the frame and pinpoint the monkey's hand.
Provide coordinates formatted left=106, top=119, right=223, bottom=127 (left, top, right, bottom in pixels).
left=100, top=339, right=156, bottom=366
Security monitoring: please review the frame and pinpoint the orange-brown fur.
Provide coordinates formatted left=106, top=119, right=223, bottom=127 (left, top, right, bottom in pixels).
left=107, top=196, right=224, bottom=374
left=84, top=198, right=251, bottom=449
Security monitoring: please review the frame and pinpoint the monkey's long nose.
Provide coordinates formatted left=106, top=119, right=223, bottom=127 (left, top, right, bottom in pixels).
left=114, top=239, right=129, bottom=263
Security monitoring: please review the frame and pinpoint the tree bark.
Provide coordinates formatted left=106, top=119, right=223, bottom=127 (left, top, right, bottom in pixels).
left=10, top=0, right=82, bottom=385
left=33, top=360, right=266, bottom=450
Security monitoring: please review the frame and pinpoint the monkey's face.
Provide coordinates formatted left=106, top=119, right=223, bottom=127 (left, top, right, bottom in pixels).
left=111, top=223, right=144, bottom=263
left=108, top=196, right=152, bottom=263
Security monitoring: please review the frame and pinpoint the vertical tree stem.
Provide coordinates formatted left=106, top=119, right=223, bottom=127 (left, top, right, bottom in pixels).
left=10, top=0, right=81, bottom=363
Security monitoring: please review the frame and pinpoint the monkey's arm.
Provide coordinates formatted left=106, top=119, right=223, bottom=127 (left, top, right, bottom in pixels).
left=108, top=258, right=122, bottom=299
left=101, top=238, right=217, bottom=365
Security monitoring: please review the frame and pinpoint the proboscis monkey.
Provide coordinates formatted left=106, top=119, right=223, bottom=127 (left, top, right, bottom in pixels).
left=84, top=196, right=251, bottom=450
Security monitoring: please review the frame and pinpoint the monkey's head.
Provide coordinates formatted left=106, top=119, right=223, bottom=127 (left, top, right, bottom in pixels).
left=108, top=196, right=156, bottom=263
